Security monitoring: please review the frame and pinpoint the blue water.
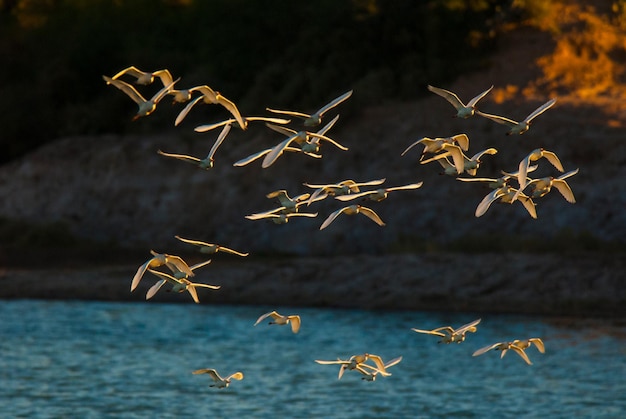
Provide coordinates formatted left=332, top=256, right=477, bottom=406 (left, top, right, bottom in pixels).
left=0, top=300, right=624, bottom=418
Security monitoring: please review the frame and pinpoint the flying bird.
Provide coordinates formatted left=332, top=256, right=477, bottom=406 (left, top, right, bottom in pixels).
left=412, top=318, right=481, bottom=344
left=334, top=182, right=423, bottom=202
left=131, top=250, right=194, bottom=292
left=319, top=205, right=385, bottom=230
left=516, top=148, right=565, bottom=194
left=145, top=260, right=219, bottom=304
left=475, top=185, right=537, bottom=219
left=427, top=85, right=494, bottom=118
left=157, top=124, right=231, bottom=169
left=192, top=368, right=244, bottom=388
left=476, top=98, right=557, bottom=135
left=472, top=338, right=544, bottom=365
left=174, top=85, right=245, bottom=128
left=174, top=235, right=249, bottom=256
left=194, top=116, right=291, bottom=132
left=266, top=90, right=353, bottom=127
left=303, top=178, right=387, bottom=205
left=254, top=311, right=301, bottom=333
left=103, top=75, right=178, bottom=120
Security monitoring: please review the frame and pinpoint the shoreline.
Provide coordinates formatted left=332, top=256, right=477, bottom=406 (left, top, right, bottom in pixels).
left=2, top=252, right=624, bottom=319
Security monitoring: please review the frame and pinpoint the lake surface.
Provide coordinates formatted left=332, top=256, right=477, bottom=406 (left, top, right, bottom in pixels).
left=1, top=299, right=624, bottom=418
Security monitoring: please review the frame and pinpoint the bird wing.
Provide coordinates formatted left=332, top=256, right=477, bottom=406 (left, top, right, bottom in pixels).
left=189, top=259, right=212, bottom=271
left=165, top=255, right=194, bottom=277
left=314, top=359, right=348, bottom=365
left=111, top=66, right=145, bottom=81
left=467, top=85, right=494, bottom=107
left=150, top=78, right=179, bottom=103
left=146, top=268, right=180, bottom=285
left=551, top=179, right=576, bottom=203
left=288, top=315, right=301, bottom=333
left=266, top=122, right=296, bottom=137
left=175, top=95, right=203, bottom=126
left=316, top=90, right=353, bottom=116
left=524, top=98, right=557, bottom=123
left=265, top=108, right=310, bottom=119
left=475, top=188, right=507, bottom=217
left=103, top=76, right=147, bottom=105
left=152, top=69, right=174, bottom=87
left=308, top=132, right=349, bottom=150
left=451, top=134, right=470, bottom=151
left=233, top=148, right=273, bottom=167
left=510, top=345, right=533, bottom=365
left=355, top=178, right=386, bottom=188
left=455, top=318, right=481, bottom=334
left=287, top=212, right=318, bottom=218
left=516, top=193, right=538, bottom=219
left=227, top=372, right=244, bottom=381
left=542, top=150, right=565, bottom=172
left=530, top=338, right=545, bottom=353
left=214, top=94, right=246, bottom=130
left=174, top=235, right=208, bottom=247
left=192, top=368, right=219, bottom=378
left=216, top=246, right=249, bottom=257
left=262, top=135, right=300, bottom=168
left=145, top=279, right=167, bottom=300
left=456, top=177, right=499, bottom=183
left=185, top=284, right=201, bottom=303
left=333, top=190, right=377, bottom=201
left=411, top=328, right=446, bottom=337
left=470, top=148, right=498, bottom=162
left=385, top=182, right=424, bottom=192
left=358, top=206, right=386, bottom=226
left=157, top=150, right=201, bottom=164
left=475, top=110, right=518, bottom=127
left=401, top=138, right=427, bottom=156
left=194, top=119, right=234, bottom=132
left=472, top=343, right=502, bottom=357
left=254, top=311, right=278, bottom=326
left=319, top=207, right=351, bottom=230
left=191, top=282, right=221, bottom=290
left=559, top=168, right=579, bottom=180
left=207, top=123, right=232, bottom=161
left=427, top=85, right=466, bottom=110
left=383, top=356, right=403, bottom=369
left=131, top=260, right=152, bottom=291
left=316, top=114, right=340, bottom=136
left=517, top=156, right=533, bottom=191
left=245, top=207, right=287, bottom=220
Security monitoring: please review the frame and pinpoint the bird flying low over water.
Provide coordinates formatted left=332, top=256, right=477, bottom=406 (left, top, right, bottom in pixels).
left=146, top=264, right=219, bottom=304
left=254, top=311, right=301, bottom=333
left=358, top=356, right=403, bottom=381
left=157, top=124, right=231, bottom=169
left=412, top=318, right=481, bottom=344
left=192, top=368, right=244, bottom=388
left=473, top=338, right=545, bottom=365
left=103, top=75, right=178, bottom=120
left=131, top=250, right=194, bottom=292
left=427, top=85, right=494, bottom=118
left=333, top=182, right=423, bottom=202
left=174, top=235, right=249, bottom=256
left=315, top=353, right=391, bottom=380
left=266, top=90, right=353, bottom=127
left=319, top=205, right=385, bottom=230
left=174, top=85, right=245, bottom=129
left=476, top=98, right=557, bottom=135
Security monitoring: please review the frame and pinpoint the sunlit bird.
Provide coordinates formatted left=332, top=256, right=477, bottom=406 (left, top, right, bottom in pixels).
left=456, top=165, right=539, bottom=189
left=254, top=310, right=301, bottom=333
left=303, top=178, right=387, bottom=205
left=174, top=85, right=245, bottom=129
left=315, top=353, right=390, bottom=380
left=427, top=85, right=494, bottom=118
left=145, top=260, right=219, bottom=304
left=157, top=124, right=231, bottom=169
left=192, top=368, right=244, bottom=388
left=266, top=90, right=353, bottom=127
left=475, top=185, right=537, bottom=219
left=358, top=356, right=403, bottom=381
left=402, top=134, right=470, bottom=156
left=110, top=66, right=173, bottom=86
left=174, top=235, right=249, bottom=256
left=319, top=205, right=385, bottom=230
left=476, top=98, right=557, bottom=135
left=412, top=318, right=481, bottom=344
left=194, top=116, right=291, bottom=132
left=103, top=75, right=178, bottom=120
left=131, top=250, right=194, bottom=292
left=515, top=168, right=578, bottom=203
left=516, top=148, right=565, bottom=194
left=245, top=211, right=318, bottom=224
left=472, top=338, right=544, bottom=365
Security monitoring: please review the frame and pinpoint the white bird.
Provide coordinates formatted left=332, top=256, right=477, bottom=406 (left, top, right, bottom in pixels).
left=427, top=85, right=494, bottom=118
left=402, top=134, right=470, bottom=156
left=145, top=259, right=219, bottom=303
left=475, top=185, right=537, bottom=219
left=334, top=182, right=423, bottom=202
left=157, top=124, right=231, bottom=169
left=110, top=66, right=173, bottom=86
left=234, top=146, right=322, bottom=167
left=476, top=98, right=557, bottom=135
left=103, top=75, right=178, bottom=120
left=516, top=148, right=565, bottom=193
left=303, top=178, right=387, bottom=205
left=315, top=353, right=390, bottom=380
left=422, top=148, right=498, bottom=176
left=192, top=368, right=244, bottom=388
left=262, top=115, right=348, bottom=168
left=266, top=90, right=353, bottom=127
left=254, top=311, right=301, bottom=333
left=194, top=116, right=291, bottom=133
left=174, top=85, right=245, bottom=128
left=516, top=168, right=578, bottom=203
left=174, top=235, right=249, bottom=256
left=412, top=318, right=481, bottom=344
left=319, top=205, right=385, bottom=230
left=358, top=356, right=403, bottom=381
left=473, top=338, right=544, bottom=365
left=265, top=189, right=315, bottom=213
left=131, top=250, right=194, bottom=292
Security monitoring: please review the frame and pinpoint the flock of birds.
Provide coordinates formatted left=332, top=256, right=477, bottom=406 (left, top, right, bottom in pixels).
left=102, top=65, right=570, bottom=388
